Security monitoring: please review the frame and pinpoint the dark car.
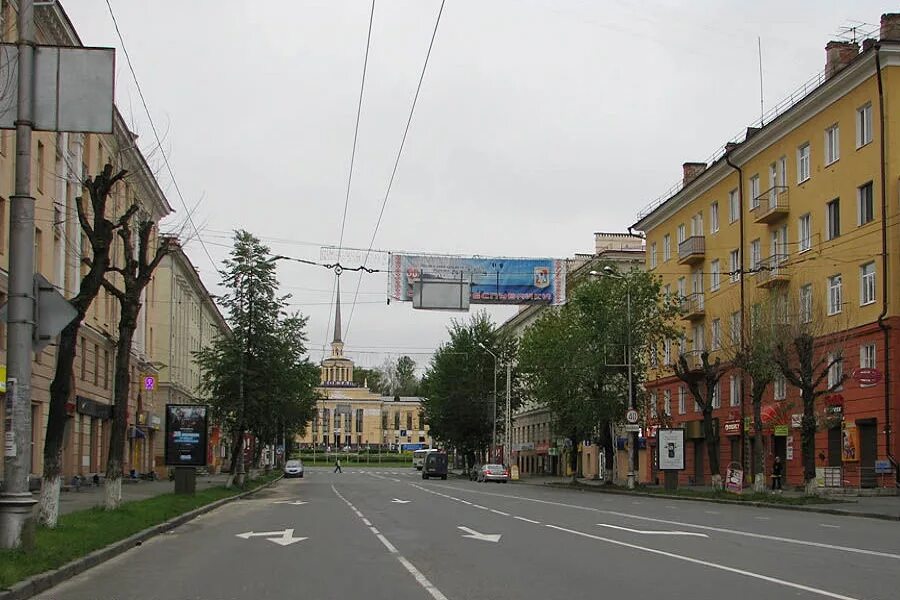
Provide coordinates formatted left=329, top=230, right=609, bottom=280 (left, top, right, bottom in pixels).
left=422, top=451, right=448, bottom=480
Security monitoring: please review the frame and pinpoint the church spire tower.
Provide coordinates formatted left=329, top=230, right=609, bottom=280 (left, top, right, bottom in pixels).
left=331, top=274, right=343, bottom=357
left=321, top=273, right=353, bottom=385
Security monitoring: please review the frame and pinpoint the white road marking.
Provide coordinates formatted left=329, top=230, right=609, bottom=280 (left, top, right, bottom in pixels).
left=332, top=485, right=448, bottom=600
left=362, top=518, right=372, bottom=526
left=514, top=516, right=541, bottom=524
left=665, top=505, right=678, bottom=509
left=704, top=510, right=720, bottom=515
left=490, top=509, right=510, bottom=516
left=391, top=478, right=402, bottom=482
left=391, top=499, right=411, bottom=504
left=596, top=523, right=708, bottom=537
left=458, top=526, right=502, bottom=543
left=272, top=500, right=308, bottom=505
left=544, top=524, right=861, bottom=600
left=235, top=529, right=307, bottom=546
left=820, top=524, right=841, bottom=529
left=602, top=511, right=900, bottom=561
left=472, top=504, right=488, bottom=510
left=754, top=516, right=771, bottom=520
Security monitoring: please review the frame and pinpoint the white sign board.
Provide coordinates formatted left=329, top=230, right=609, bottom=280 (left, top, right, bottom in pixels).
left=626, top=409, right=639, bottom=424
left=657, top=428, right=685, bottom=470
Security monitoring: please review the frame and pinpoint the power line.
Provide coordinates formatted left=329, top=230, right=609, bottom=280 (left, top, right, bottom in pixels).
left=104, top=0, right=218, bottom=274
left=346, top=0, right=447, bottom=341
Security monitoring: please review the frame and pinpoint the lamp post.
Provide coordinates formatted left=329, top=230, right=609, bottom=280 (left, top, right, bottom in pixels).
left=477, top=342, right=499, bottom=463
left=591, top=266, right=636, bottom=490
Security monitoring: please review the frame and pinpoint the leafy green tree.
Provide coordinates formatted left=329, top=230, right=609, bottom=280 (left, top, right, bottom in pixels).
left=353, top=367, right=385, bottom=392
left=380, top=355, right=421, bottom=397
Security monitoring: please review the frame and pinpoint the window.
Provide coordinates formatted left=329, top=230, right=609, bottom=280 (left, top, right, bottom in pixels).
left=677, top=223, right=686, bottom=244
left=664, top=283, right=671, bottom=298
left=677, top=277, right=686, bottom=298
left=729, top=189, right=739, bottom=223
left=771, top=224, right=788, bottom=260
left=750, top=238, right=761, bottom=271
left=663, top=234, right=671, bottom=261
left=749, top=175, right=760, bottom=209
left=0, top=197, right=5, bottom=254
left=694, top=397, right=700, bottom=413
left=825, top=124, right=840, bottom=165
left=103, top=350, right=109, bottom=389
left=769, top=162, right=777, bottom=201
left=649, top=392, right=657, bottom=418
left=663, top=389, right=671, bottom=416
left=79, top=337, right=86, bottom=379
left=800, top=284, right=813, bottom=323
left=36, top=141, right=44, bottom=193
left=857, top=103, right=873, bottom=148
left=729, top=375, right=741, bottom=407
left=711, top=318, right=721, bottom=351
left=860, top=262, right=876, bottom=305
left=34, top=228, right=42, bottom=273
left=93, top=344, right=99, bottom=386
left=750, top=303, right=761, bottom=334
left=710, top=202, right=719, bottom=233
left=798, top=213, right=811, bottom=252
left=729, top=249, right=740, bottom=282
left=730, top=311, right=741, bottom=345
left=797, top=143, right=810, bottom=182
left=858, top=182, right=874, bottom=226
left=778, top=156, right=788, bottom=187
left=710, top=259, right=720, bottom=291
left=860, top=343, right=876, bottom=371
left=663, top=339, right=671, bottom=365
left=678, top=387, right=686, bottom=415
left=827, top=353, right=844, bottom=389
left=828, top=274, right=843, bottom=315
left=650, top=344, right=659, bottom=368
left=650, top=242, right=657, bottom=269
left=692, top=324, right=705, bottom=353
left=826, top=199, right=840, bottom=240
left=712, top=381, right=721, bottom=409
left=774, top=375, right=786, bottom=401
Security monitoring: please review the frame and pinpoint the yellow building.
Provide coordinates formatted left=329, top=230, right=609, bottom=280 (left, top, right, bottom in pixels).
left=632, top=15, right=900, bottom=489
left=295, top=277, right=432, bottom=450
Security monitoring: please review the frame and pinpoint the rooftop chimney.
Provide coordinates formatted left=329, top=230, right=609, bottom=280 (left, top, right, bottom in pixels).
left=724, top=141, right=740, bottom=153
left=862, top=38, right=877, bottom=52
left=825, top=40, right=860, bottom=78
left=682, top=162, right=707, bottom=186
left=881, top=13, right=900, bottom=42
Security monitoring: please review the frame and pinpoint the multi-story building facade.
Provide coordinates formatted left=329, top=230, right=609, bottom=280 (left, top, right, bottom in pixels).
left=503, top=233, right=644, bottom=478
left=146, top=240, right=228, bottom=474
left=632, top=15, right=900, bottom=489
left=294, top=278, right=432, bottom=451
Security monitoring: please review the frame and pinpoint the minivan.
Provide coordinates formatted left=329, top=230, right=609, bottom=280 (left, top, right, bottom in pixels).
left=422, top=451, right=448, bottom=480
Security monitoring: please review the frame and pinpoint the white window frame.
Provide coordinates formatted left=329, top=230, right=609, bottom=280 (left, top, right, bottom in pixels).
left=711, top=318, right=721, bottom=351
left=798, top=143, right=810, bottom=183
left=825, top=124, right=840, bottom=165
left=860, top=343, right=876, bottom=370
left=729, top=189, right=739, bottom=223
left=774, top=375, right=786, bottom=401
left=827, top=353, right=844, bottom=390
left=857, top=103, right=872, bottom=148
left=749, top=175, right=760, bottom=209
left=678, top=386, right=686, bottom=415
left=691, top=212, right=704, bottom=237
left=729, top=249, right=740, bottom=283
left=677, top=223, right=686, bottom=244
left=828, top=274, right=843, bottom=316
left=677, top=276, right=686, bottom=298
left=650, top=242, right=658, bottom=269
left=800, top=284, right=813, bottom=324
left=750, top=238, right=761, bottom=271
left=663, top=339, right=671, bottom=365
left=649, top=391, right=658, bottom=418
left=692, top=323, right=705, bottom=353
left=729, top=375, right=740, bottom=407
left=710, top=201, right=719, bottom=233
left=663, top=389, right=671, bottom=416
left=712, top=380, right=721, bottom=409
left=826, top=198, right=840, bottom=240
left=860, top=261, right=876, bottom=306
left=858, top=181, right=874, bottom=226
left=798, top=213, right=811, bottom=252
left=778, top=156, right=787, bottom=187
left=663, top=234, right=671, bottom=261
left=710, top=259, right=720, bottom=291
left=730, top=311, right=740, bottom=345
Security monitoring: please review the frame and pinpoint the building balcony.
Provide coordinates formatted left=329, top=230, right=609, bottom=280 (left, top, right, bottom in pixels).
left=680, top=293, right=705, bottom=320
left=750, top=186, right=789, bottom=224
left=677, top=236, right=705, bottom=265
left=756, top=254, right=791, bottom=288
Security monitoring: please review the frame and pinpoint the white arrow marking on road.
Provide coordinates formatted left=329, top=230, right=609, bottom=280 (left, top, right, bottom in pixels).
left=235, top=529, right=308, bottom=546
left=458, top=526, right=502, bottom=543
left=273, top=500, right=308, bottom=505
left=596, top=524, right=708, bottom=538
left=392, top=498, right=411, bottom=504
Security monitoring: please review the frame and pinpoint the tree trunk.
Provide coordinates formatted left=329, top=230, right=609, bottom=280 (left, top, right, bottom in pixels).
left=702, top=408, right=720, bottom=488
left=801, top=389, right=817, bottom=493
left=753, top=399, right=766, bottom=493
left=569, top=430, right=579, bottom=482
left=104, top=307, right=137, bottom=510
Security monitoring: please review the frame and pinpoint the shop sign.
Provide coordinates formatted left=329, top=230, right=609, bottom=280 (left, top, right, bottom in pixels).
left=875, top=460, right=893, bottom=474
left=725, top=465, right=743, bottom=493
left=723, top=420, right=742, bottom=436
left=825, top=404, right=843, bottom=416
left=786, top=435, right=794, bottom=460
left=791, top=414, right=802, bottom=428
left=149, top=415, right=161, bottom=430
left=76, top=396, right=112, bottom=419
left=841, top=422, right=859, bottom=462
left=0, top=364, right=5, bottom=393
left=853, top=367, right=882, bottom=386
left=535, top=442, right=550, bottom=454
left=136, top=410, right=149, bottom=426
left=548, top=447, right=559, bottom=456
left=773, top=425, right=789, bottom=437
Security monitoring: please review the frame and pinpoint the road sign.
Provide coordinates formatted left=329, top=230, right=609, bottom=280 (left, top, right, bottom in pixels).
left=235, top=529, right=307, bottom=546
left=458, top=526, right=501, bottom=543
left=144, top=376, right=155, bottom=390
left=624, top=424, right=641, bottom=432
left=626, top=409, right=639, bottom=424
left=276, top=445, right=284, bottom=455
left=0, top=274, right=79, bottom=352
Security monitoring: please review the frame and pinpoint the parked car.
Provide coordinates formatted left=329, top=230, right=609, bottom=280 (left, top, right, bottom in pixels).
left=477, top=463, right=509, bottom=483
left=422, top=451, right=448, bottom=480
left=284, top=459, right=304, bottom=478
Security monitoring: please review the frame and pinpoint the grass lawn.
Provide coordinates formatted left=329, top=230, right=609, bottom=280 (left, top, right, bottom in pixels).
left=0, top=471, right=280, bottom=590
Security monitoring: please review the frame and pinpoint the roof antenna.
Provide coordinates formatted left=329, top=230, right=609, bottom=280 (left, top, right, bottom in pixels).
left=758, top=36, right=765, bottom=125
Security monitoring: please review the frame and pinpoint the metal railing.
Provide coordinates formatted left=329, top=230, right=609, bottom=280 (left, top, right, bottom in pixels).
left=677, top=236, right=705, bottom=260
left=680, top=292, right=705, bottom=316
left=750, top=186, right=790, bottom=221
left=756, top=254, right=790, bottom=286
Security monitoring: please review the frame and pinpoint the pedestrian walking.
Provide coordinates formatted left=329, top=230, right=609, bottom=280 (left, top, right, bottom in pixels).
left=772, top=455, right=783, bottom=491
left=334, top=458, right=342, bottom=474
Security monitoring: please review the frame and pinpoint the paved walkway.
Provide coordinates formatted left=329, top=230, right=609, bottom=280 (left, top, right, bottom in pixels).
left=58, top=473, right=231, bottom=515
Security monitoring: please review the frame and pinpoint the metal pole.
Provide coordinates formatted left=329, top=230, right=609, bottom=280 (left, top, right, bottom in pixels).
left=492, top=356, right=497, bottom=462
left=505, top=362, right=511, bottom=468
left=1, top=0, right=37, bottom=550
left=626, top=284, right=636, bottom=490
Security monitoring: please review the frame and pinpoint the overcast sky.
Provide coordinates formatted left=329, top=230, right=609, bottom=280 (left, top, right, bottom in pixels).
left=64, top=1, right=887, bottom=373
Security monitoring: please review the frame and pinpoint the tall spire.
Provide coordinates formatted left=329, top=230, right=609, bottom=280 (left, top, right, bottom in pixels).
left=332, top=274, right=342, bottom=344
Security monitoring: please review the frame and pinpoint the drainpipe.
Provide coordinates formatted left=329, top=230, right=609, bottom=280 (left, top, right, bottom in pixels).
left=873, top=46, right=895, bottom=478
left=725, top=152, right=747, bottom=474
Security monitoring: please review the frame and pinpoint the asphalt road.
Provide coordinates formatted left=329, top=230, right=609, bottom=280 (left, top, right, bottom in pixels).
left=40, top=467, right=900, bottom=600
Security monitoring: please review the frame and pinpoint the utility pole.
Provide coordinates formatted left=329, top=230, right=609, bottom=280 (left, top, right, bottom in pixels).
left=0, top=0, right=37, bottom=550
left=505, top=362, right=511, bottom=468
left=477, top=343, right=498, bottom=463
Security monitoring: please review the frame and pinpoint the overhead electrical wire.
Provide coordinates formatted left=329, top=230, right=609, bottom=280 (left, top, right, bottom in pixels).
left=345, top=0, right=447, bottom=341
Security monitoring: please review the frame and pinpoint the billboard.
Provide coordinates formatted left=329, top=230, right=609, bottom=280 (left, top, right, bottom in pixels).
left=657, top=428, right=685, bottom=470
left=165, top=404, right=209, bottom=467
left=390, top=254, right=567, bottom=306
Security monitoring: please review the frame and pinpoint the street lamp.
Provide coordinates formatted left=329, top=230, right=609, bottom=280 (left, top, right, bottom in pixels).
left=477, top=342, right=499, bottom=463
left=591, top=266, right=637, bottom=490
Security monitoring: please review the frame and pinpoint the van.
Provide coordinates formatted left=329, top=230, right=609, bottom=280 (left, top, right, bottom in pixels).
left=422, top=451, right=448, bottom=480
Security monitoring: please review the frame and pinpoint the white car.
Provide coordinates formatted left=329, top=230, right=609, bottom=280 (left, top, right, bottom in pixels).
left=284, top=459, right=304, bottom=478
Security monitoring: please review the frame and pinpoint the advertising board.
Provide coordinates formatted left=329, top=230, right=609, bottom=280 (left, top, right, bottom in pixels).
left=657, top=428, right=685, bottom=470
left=164, top=404, right=209, bottom=467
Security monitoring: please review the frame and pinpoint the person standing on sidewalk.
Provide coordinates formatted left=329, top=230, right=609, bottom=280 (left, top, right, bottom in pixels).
left=334, top=458, right=342, bottom=474
left=772, top=456, right=783, bottom=491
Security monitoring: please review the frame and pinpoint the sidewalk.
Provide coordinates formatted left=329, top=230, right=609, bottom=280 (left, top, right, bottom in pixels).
left=58, top=473, right=231, bottom=515
left=510, top=474, right=900, bottom=520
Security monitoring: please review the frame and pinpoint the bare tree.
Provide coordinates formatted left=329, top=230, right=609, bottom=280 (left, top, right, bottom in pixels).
left=101, top=216, right=173, bottom=509
left=673, top=351, right=729, bottom=489
left=38, top=165, right=136, bottom=527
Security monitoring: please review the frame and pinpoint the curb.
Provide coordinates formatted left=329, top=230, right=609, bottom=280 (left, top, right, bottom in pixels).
left=0, top=475, right=283, bottom=600
left=538, top=481, right=900, bottom=521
